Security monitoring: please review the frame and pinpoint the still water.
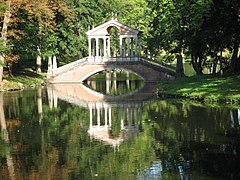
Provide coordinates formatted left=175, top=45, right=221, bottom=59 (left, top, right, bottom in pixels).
left=1, top=71, right=240, bottom=179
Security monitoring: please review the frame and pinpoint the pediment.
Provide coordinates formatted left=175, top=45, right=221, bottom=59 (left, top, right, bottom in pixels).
left=86, top=19, right=139, bottom=37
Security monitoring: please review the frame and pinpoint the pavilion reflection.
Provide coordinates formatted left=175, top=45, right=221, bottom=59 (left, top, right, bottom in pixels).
left=47, top=83, right=154, bottom=147
left=88, top=102, right=142, bottom=147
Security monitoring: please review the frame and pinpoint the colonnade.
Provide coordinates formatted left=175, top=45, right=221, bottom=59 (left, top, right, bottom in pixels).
left=88, top=103, right=142, bottom=131
left=119, top=35, right=138, bottom=57
left=88, top=36, right=111, bottom=58
left=88, top=35, right=138, bottom=60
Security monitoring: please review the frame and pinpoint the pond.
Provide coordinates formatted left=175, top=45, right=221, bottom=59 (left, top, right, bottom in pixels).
left=1, top=71, right=240, bottom=179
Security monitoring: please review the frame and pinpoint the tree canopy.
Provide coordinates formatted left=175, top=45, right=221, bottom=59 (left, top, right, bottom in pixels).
left=0, top=0, right=239, bottom=79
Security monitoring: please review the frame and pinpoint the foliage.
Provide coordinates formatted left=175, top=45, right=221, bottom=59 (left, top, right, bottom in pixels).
left=0, top=0, right=239, bottom=77
left=147, top=0, right=240, bottom=75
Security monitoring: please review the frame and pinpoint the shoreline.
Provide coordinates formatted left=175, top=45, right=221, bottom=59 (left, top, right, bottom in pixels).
left=156, top=75, right=240, bottom=105
left=2, top=73, right=240, bottom=106
left=0, top=71, right=46, bottom=92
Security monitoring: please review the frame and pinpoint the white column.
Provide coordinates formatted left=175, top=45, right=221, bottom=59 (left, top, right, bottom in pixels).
left=47, top=57, right=52, bottom=78
left=131, top=107, right=134, bottom=124
left=120, top=36, right=123, bottom=57
left=53, top=56, right=57, bottom=70
left=126, top=71, right=130, bottom=89
left=121, top=109, right=124, bottom=130
left=88, top=38, right=91, bottom=58
left=127, top=38, right=131, bottom=57
left=97, top=107, right=100, bottom=127
left=99, top=38, right=102, bottom=57
left=127, top=108, right=130, bottom=127
left=103, top=37, right=107, bottom=57
left=136, top=107, right=139, bottom=127
left=131, top=38, right=134, bottom=57
left=123, top=38, right=126, bottom=57
left=114, top=71, right=117, bottom=93
left=37, top=88, right=43, bottom=123
left=96, top=38, right=99, bottom=59
left=135, top=37, right=138, bottom=57
left=92, top=39, right=95, bottom=57
left=47, top=87, right=53, bottom=109
left=107, top=37, right=111, bottom=57
left=106, top=72, right=110, bottom=94
left=53, top=91, right=58, bottom=109
left=109, top=108, right=112, bottom=127
left=105, top=107, right=108, bottom=129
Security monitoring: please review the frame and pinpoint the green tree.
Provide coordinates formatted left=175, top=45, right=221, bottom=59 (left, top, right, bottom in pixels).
left=147, top=0, right=186, bottom=77
left=147, top=0, right=240, bottom=75
left=0, top=0, right=11, bottom=81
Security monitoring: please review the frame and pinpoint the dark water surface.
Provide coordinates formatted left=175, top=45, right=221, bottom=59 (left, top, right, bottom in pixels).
left=1, top=72, right=240, bottom=179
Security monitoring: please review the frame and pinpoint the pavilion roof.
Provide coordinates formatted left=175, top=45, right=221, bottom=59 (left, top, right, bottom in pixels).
left=86, top=18, right=139, bottom=37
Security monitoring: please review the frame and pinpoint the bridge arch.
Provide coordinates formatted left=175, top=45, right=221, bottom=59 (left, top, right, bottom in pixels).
left=48, top=61, right=175, bottom=83
left=80, top=66, right=144, bottom=82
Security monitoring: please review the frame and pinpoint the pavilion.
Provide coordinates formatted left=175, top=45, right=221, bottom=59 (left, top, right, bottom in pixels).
left=86, top=18, right=140, bottom=62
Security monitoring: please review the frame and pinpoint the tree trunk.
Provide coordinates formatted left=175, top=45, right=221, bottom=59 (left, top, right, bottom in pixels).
left=176, top=52, right=184, bottom=77
left=0, top=0, right=12, bottom=82
left=212, top=58, right=218, bottom=75
left=219, top=51, right=223, bottom=75
left=230, top=42, right=239, bottom=73
left=191, top=54, right=203, bottom=75
left=7, top=62, right=13, bottom=77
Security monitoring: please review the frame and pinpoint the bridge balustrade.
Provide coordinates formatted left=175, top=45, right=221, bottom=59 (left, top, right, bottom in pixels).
left=52, top=57, right=88, bottom=77
left=47, top=55, right=176, bottom=82
left=51, top=56, right=140, bottom=78
left=88, top=56, right=140, bottom=63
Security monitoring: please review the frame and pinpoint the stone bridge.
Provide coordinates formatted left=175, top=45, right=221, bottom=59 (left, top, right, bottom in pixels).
left=46, top=19, right=176, bottom=83
left=47, top=57, right=176, bottom=83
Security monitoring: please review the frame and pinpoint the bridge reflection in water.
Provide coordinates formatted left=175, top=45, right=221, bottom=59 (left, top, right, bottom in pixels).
left=47, top=82, right=155, bottom=147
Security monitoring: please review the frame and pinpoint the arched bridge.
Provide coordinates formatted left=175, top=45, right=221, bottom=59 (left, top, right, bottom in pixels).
left=46, top=19, right=176, bottom=83
left=47, top=57, right=176, bottom=83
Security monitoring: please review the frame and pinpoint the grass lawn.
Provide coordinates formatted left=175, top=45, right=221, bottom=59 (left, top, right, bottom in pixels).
left=158, top=75, right=240, bottom=104
left=0, top=70, right=46, bottom=91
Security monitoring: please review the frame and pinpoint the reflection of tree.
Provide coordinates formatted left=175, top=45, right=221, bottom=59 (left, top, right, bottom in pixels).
left=146, top=100, right=240, bottom=178
left=0, top=92, right=15, bottom=180
left=2, top=88, right=240, bottom=179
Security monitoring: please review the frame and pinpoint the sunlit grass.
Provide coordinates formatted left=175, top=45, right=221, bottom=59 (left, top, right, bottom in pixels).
left=0, top=70, right=46, bottom=91
left=158, top=75, right=240, bottom=103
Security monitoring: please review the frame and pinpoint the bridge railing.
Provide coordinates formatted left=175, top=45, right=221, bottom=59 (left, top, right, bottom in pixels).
left=52, top=57, right=88, bottom=77
left=140, top=57, right=176, bottom=76
left=50, top=56, right=176, bottom=78
left=49, top=56, right=141, bottom=78
left=88, top=56, right=140, bottom=63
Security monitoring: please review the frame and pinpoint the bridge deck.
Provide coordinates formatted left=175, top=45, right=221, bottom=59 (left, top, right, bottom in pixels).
left=47, top=57, right=176, bottom=83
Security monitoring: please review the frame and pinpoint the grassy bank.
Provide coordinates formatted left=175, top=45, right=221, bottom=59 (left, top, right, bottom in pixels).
left=157, top=75, right=240, bottom=104
left=0, top=70, right=46, bottom=91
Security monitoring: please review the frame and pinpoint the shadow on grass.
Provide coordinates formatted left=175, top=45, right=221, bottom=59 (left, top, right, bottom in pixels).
left=13, top=69, right=44, bottom=78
